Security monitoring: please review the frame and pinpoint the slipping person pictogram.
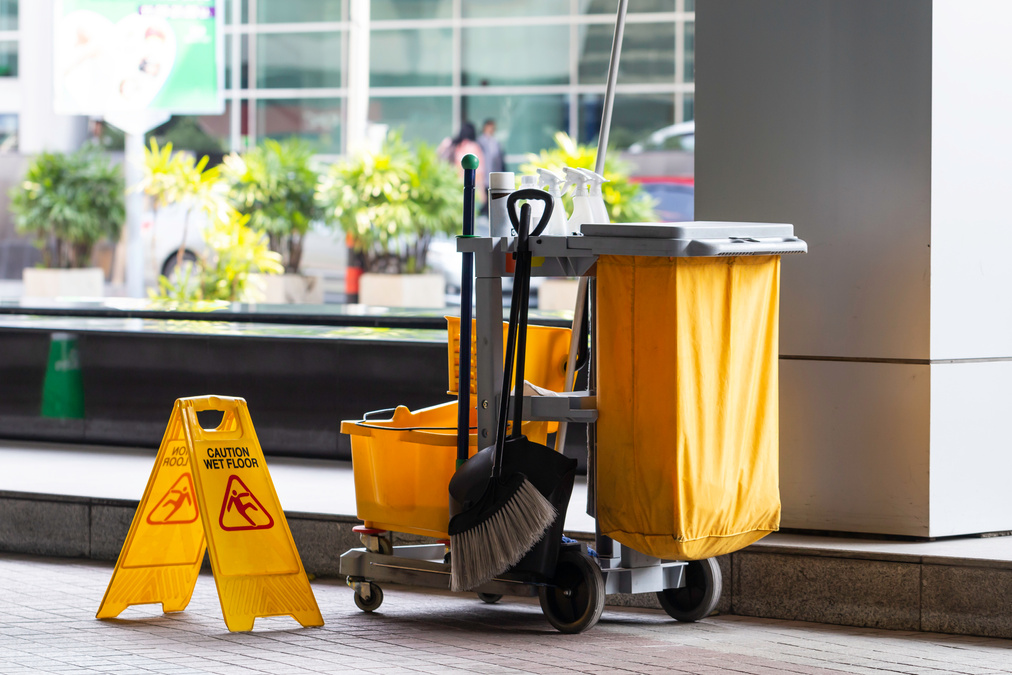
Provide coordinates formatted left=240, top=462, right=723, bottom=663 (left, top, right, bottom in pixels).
left=218, top=475, right=274, bottom=531
left=146, top=474, right=199, bottom=525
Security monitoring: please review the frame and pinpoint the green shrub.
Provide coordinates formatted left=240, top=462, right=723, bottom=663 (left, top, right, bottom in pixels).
left=10, top=147, right=125, bottom=268
left=152, top=210, right=283, bottom=303
left=222, top=138, right=324, bottom=274
left=319, top=132, right=459, bottom=274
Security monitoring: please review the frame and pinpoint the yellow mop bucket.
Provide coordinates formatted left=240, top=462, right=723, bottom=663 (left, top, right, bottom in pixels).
left=341, top=401, right=549, bottom=539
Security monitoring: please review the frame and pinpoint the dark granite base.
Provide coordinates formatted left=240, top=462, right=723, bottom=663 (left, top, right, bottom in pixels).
left=4, top=490, right=1010, bottom=639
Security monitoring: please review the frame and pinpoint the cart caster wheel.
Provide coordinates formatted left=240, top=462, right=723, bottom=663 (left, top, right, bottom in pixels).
left=354, top=584, right=384, bottom=613
left=376, top=537, right=393, bottom=555
left=539, top=549, right=605, bottom=634
left=476, top=592, right=502, bottom=604
left=657, top=557, right=722, bottom=622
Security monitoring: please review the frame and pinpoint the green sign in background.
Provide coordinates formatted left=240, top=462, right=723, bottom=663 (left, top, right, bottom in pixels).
left=56, top=0, right=222, bottom=114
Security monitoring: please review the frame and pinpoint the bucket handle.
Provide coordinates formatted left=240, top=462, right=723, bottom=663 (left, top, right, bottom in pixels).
left=362, top=407, right=399, bottom=422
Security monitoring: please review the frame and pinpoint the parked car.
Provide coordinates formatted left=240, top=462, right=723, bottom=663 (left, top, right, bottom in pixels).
left=622, top=120, right=695, bottom=180
left=141, top=202, right=346, bottom=282
left=632, top=177, right=695, bottom=222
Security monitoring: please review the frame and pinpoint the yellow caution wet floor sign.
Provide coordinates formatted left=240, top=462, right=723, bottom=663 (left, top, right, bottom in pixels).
left=97, top=396, right=323, bottom=632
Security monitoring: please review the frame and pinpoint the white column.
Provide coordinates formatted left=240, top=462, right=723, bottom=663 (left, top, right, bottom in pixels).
left=696, top=0, right=1012, bottom=538
left=18, top=0, right=87, bottom=153
left=345, top=0, right=370, bottom=154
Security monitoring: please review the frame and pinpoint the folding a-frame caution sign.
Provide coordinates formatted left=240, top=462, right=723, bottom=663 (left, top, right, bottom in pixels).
left=97, top=396, right=323, bottom=632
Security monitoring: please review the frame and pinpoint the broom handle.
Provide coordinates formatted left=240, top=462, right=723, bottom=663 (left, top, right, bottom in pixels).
left=493, top=221, right=527, bottom=479
left=511, top=205, right=534, bottom=437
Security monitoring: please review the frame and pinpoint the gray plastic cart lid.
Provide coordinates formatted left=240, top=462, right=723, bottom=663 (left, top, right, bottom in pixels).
left=581, top=221, right=797, bottom=239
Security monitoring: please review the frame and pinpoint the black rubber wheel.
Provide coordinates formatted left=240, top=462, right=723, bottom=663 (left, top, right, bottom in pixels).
left=476, top=592, right=502, bottom=604
left=539, top=549, right=605, bottom=634
left=354, top=584, right=383, bottom=612
left=656, top=558, right=722, bottom=622
left=161, top=250, right=198, bottom=278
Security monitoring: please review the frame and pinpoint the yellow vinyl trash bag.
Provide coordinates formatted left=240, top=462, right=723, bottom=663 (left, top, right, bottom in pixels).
left=596, top=254, right=781, bottom=560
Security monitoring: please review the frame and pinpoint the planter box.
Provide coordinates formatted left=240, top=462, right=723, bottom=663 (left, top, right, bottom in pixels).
left=359, top=273, right=445, bottom=308
left=22, top=268, right=104, bottom=299
left=249, top=273, right=325, bottom=304
left=537, top=278, right=581, bottom=311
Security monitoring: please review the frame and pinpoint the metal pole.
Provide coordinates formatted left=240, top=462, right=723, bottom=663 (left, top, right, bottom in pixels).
left=594, top=0, right=629, bottom=176
left=124, top=131, right=146, bottom=298
left=457, top=156, right=477, bottom=466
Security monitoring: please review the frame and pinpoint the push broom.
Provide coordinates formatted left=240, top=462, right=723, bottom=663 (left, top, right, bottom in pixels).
left=448, top=190, right=558, bottom=592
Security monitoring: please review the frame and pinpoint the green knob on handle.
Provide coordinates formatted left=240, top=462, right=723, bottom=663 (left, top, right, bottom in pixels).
left=461, top=154, right=479, bottom=171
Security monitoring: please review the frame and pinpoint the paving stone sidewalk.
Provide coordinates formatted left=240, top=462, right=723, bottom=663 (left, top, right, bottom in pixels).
left=1, top=554, right=1010, bottom=675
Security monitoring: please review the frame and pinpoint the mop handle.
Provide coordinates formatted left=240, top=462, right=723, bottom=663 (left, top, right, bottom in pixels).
left=457, top=155, right=478, bottom=466
left=595, top=0, right=629, bottom=175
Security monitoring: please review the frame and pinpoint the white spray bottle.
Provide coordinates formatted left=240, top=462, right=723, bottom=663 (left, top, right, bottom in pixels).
left=536, top=168, right=569, bottom=236
left=578, top=168, right=610, bottom=224
left=562, top=166, right=595, bottom=233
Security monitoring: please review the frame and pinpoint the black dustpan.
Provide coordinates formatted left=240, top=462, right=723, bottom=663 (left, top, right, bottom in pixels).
left=448, top=190, right=577, bottom=584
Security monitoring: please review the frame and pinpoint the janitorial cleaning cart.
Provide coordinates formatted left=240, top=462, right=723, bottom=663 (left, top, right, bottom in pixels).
left=338, top=0, right=807, bottom=634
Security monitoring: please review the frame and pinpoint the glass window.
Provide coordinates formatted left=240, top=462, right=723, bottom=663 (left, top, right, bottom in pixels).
left=0, top=113, right=16, bottom=153
left=462, top=95, right=568, bottom=158
left=683, top=20, right=694, bottom=83
left=462, top=25, right=568, bottom=87
left=684, top=0, right=695, bottom=12
left=580, top=93, right=674, bottom=150
left=258, top=98, right=343, bottom=153
left=368, top=96, right=451, bottom=146
left=226, top=35, right=250, bottom=90
left=463, top=0, right=568, bottom=18
left=0, top=0, right=16, bottom=31
left=578, top=21, right=675, bottom=85
left=682, top=92, right=693, bottom=122
left=372, top=0, right=451, bottom=20
left=0, top=40, right=15, bottom=78
left=579, top=0, right=676, bottom=13
left=371, top=29, right=452, bottom=87
left=257, top=0, right=342, bottom=24
left=257, top=33, right=343, bottom=89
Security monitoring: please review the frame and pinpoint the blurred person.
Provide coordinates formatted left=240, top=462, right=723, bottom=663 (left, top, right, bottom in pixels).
left=478, top=118, right=506, bottom=174
left=438, top=122, right=487, bottom=198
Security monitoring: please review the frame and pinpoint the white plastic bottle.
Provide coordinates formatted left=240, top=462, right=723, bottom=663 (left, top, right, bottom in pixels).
left=562, top=166, right=595, bottom=233
left=578, top=168, right=610, bottom=224
left=535, top=168, right=569, bottom=236
left=487, top=172, right=515, bottom=237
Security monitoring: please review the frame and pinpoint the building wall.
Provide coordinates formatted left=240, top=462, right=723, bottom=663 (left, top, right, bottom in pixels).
left=696, top=1, right=929, bottom=534
left=698, top=0, right=1012, bottom=538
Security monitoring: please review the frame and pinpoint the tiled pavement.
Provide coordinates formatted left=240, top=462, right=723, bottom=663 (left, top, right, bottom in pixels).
left=2, top=554, right=1011, bottom=675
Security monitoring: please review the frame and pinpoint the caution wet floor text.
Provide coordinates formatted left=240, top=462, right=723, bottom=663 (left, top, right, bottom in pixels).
left=96, top=396, right=323, bottom=632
